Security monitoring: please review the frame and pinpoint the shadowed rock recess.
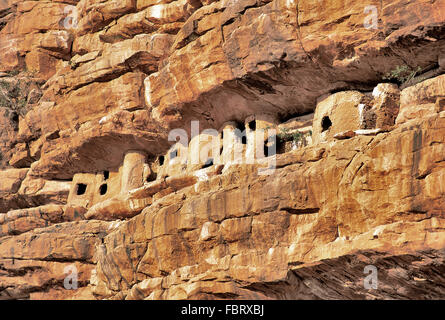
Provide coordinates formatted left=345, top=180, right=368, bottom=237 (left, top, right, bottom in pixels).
left=0, top=0, right=444, bottom=300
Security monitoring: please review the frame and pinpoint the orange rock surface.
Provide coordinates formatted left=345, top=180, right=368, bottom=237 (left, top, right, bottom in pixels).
left=0, top=0, right=444, bottom=299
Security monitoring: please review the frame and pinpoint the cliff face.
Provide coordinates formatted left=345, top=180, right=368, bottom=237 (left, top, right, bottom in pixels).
left=0, top=0, right=445, bottom=299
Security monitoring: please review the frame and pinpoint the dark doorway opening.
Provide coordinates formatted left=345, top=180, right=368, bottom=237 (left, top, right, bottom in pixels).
left=76, top=183, right=87, bottom=196
left=202, top=158, right=214, bottom=169
left=321, top=116, right=332, bottom=132
left=233, top=122, right=248, bottom=145
left=147, top=172, right=157, bottom=183
left=99, top=184, right=108, bottom=195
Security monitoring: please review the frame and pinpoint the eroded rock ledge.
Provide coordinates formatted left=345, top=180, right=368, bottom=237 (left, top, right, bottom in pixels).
left=0, top=0, right=444, bottom=299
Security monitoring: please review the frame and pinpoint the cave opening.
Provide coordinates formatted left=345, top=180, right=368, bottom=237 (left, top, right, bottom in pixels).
left=159, top=155, right=165, bottom=166
left=234, top=122, right=247, bottom=145
left=11, top=112, right=18, bottom=123
left=103, top=170, right=109, bottom=180
left=248, top=120, right=256, bottom=131
left=147, top=172, right=157, bottom=183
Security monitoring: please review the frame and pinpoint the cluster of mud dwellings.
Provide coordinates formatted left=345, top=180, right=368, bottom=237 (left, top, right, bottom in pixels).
left=68, top=83, right=401, bottom=211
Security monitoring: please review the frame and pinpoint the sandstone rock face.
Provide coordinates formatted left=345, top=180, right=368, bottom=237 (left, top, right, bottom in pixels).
left=87, top=112, right=445, bottom=299
left=0, top=107, right=17, bottom=168
left=0, top=0, right=445, bottom=300
left=397, top=74, right=445, bottom=125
